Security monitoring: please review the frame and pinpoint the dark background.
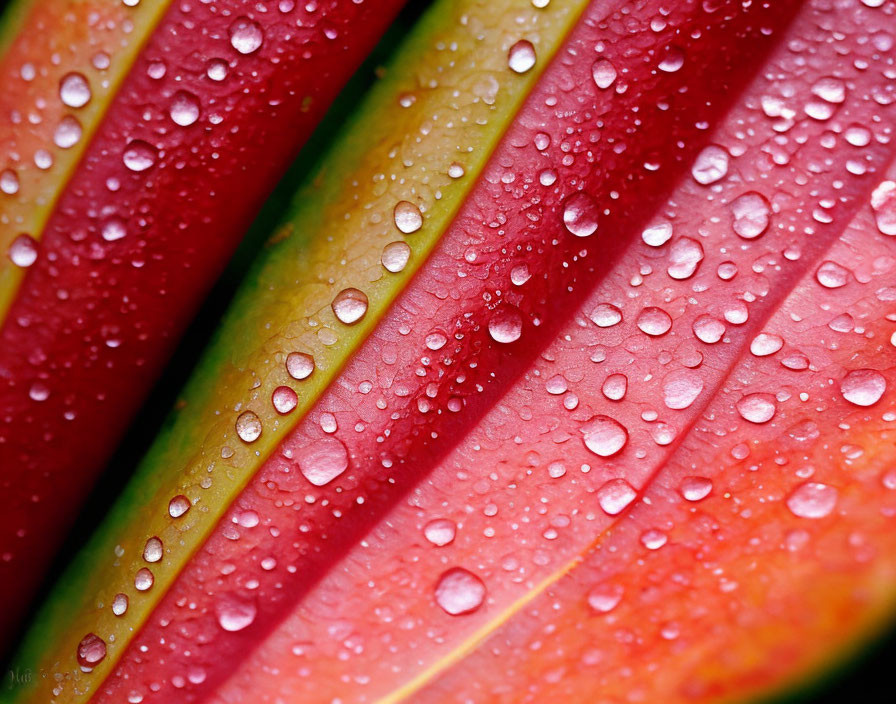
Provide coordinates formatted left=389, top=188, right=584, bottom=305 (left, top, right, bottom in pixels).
left=2, top=0, right=894, bottom=701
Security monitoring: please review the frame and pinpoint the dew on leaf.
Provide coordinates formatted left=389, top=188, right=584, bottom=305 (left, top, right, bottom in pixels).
left=507, top=40, right=536, bottom=73
left=230, top=17, right=264, bottom=54
left=286, top=352, right=315, bottom=380
left=680, top=476, right=713, bottom=501
left=488, top=305, right=523, bottom=343
left=54, top=116, right=82, bottom=149
left=662, top=369, right=704, bottom=409
left=382, top=241, right=411, bottom=272
left=815, top=260, right=850, bottom=288
left=207, top=58, right=229, bottom=81
left=272, top=386, right=298, bottom=414
left=636, top=306, right=672, bottom=336
left=736, top=393, right=776, bottom=424
left=111, top=593, right=129, bottom=616
left=423, top=518, right=456, bottom=546
left=134, top=567, right=154, bottom=591
left=101, top=217, right=127, bottom=242
left=332, top=288, right=368, bottom=324
left=587, top=583, right=623, bottom=613
left=731, top=191, right=771, bottom=239
left=169, top=90, right=200, bottom=126
left=393, top=200, right=423, bottom=234
left=0, top=169, right=19, bottom=195
left=588, top=303, right=622, bottom=328
left=59, top=72, right=91, bottom=108
left=168, top=495, right=191, bottom=518
left=691, top=145, right=728, bottom=185
left=666, top=237, right=704, bottom=279
left=562, top=192, right=599, bottom=237
left=143, top=537, right=163, bottom=563
left=750, top=332, right=784, bottom=357
left=298, top=437, right=349, bottom=487
left=8, top=234, right=38, bottom=268
left=434, top=568, right=486, bottom=616
left=581, top=416, right=628, bottom=457
left=870, top=180, right=896, bottom=236
left=642, top=221, right=672, bottom=246
left=840, top=369, right=886, bottom=407
left=602, top=373, right=628, bottom=401
left=786, top=482, right=838, bottom=519
left=592, top=59, right=617, bottom=89
left=235, top=411, right=262, bottom=443
left=123, top=140, right=158, bottom=172
left=216, top=595, right=257, bottom=632
left=597, top=478, right=637, bottom=515
left=77, top=634, right=106, bottom=669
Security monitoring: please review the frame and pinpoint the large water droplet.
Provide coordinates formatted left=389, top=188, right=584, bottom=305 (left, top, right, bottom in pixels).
left=77, top=633, right=106, bottom=669
left=488, top=305, right=523, bottom=343
left=588, top=303, right=622, bottom=328
left=581, top=415, right=628, bottom=457
left=0, top=169, right=19, bottom=195
left=143, top=537, right=163, bottom=563
left=666, top=237, right=704, bottom=279
left=592, top=59, right=617, bottom=89
left=111, top=593, right=129, bottom=616
left=786, top=482, right=838, bottom=519
left=230, top=17, right=264, bottom=54
left=692, top=314, right=725, bottom=343
left=750, top=332, right=783, bottom=357
left=423, top=518, right=456, bottom=546
left=134, top=567, right=154, bottom=591
left=507, top=40, right=536, bottom=73
left=691, top=145, right=728, bottom=185
left=8, top=234, right=38, bottom=268
left=216, top=595, right=257, bottom=632
left=393, top=201, right=423, bottom=234
left=602, top=373, right=628, bottom=401
left=870, top=180, right=896, bottom=236
left=168, top=495, right=191, bottom=518
left=123, top=140, right=158, bottom=171
left=587, top=583, right=623, bottom=613
left=815, top=260, right=849, bottom=288
left=169, top=90, right=200, bottom=126
left=663, top=369, right=704, bottom=409
left=286, top=352, right=315, bottom=380
left=272, top=386, right=298, bottom=414
left=54, top=116, right=82, bottom=148
left=731, top=191, right=771, bottom=239
left=736, top=393, right=776, bottom=424
left=59, top=72, right=91, bottom=108
left=381, top=241, right=411, bottom=273
left=207, top=58, right=229, bottom=81
left=597, top=478, right=637, bottom=515
left=562, top=192, right=599, bottom=237
left=235, top=410, right=262, bottom=443
left=840, top=369, right=886, bottom=406
left=101, top=217, right=127, bottom=242
left=811, top=76, right=846, bottom=104
left=658, top=46, right=685, bottom=73
left=642, top=221, right=672, bottom=247
left=298, top=437, right=349, bottom=486
left=332, top=288, right=368, bottom=324
left=434, top=568, right=486, bottom=616
left=679, top=476, right=713, bottom=502
left=636, top=306, right=672, bottom=336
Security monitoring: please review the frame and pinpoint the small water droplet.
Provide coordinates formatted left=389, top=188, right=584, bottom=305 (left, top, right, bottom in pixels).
left=423, top=518, right=456, bottom=546
left=692, top=314, right=725, bottom=344
left=207, top=58, right=229, bottom=81
left=602, top=373, right=628, bottom=401
left=54, top=116, right=82, bottom=148
left=815, top=260, right=849, bottom=288
left=679, top=476, right=713, bottom=501
left=112, top=593, right=129, bottom=616
left=581, top=415, right=628, bottom=457
left=216, top=595, right=257, bottom=631
left=332, top=288, right=369, bottom=324
left=592, top=59, right=617, bottom=89
left=691, top=145, right=728, bottom=185
left=488, top=305, right=523, bottom=343
left=588, top=303, right=622, bottom=328
left=731, top=191, right=771, bottom=239
left=286, top=352, right=315, bottom=380
left=736, top=393, right=776, bottom=424
left=642, top=221, right=672, bottom=247
left=658, top=46, right=685, bottom=73
left=0, top=169, right=19, bottom=195
left=169, top=90, right=200, bottom=126
left=587, top=583, right=623, bottom=613
left=235, top=411, right=262, bottom=443
left=640, top=529, right=668, bottom=550
left=507, top=40, right=536, bottom=74
left=147, top=60, right=166, bottom=80
left=298, top=437, right=349, bottom=486
left=134, top=567, right=154, bottom=591
left=143, top=537, right=163, bottom=563
left=786, top=482, right=838, bottom=519
left=168, top=495, right=191, bottom=518
left=123, top=140, right=158, bottom=171
left=381, top=241, right=411, bottom=273
left=811, top=76, right=846, bottom=104
left=510, top=264, right=531, bottom=286
left=272, top=385, right=298, bottom=414
left=393, top=201, right=423, bottom=234
left=101, top=217, right=127, bottom=242
left=8, top=234, right=38, bottom=268
left=840, top=369, right=886, bottom=406
left=636, top=306, right=672, bottom=336
left=447, top=162, right=465, bottom=179
left=562, top=192, right=599, bottom=237
left=597, top=478, right=637, bottom=515
left=434, top=568, right=485, bottom=616
left=750, top=332, right=783, bottom=357
left=59, top=72, right=91, bottom=108
left=230, top=17, right=264, bottom=54
left=77, top=634, right=106, bottom=669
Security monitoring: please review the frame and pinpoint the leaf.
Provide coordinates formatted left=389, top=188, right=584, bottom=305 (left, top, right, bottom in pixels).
left=0, top=0, right=405, bottom=642
left=9, top=0, right=896, bottom=702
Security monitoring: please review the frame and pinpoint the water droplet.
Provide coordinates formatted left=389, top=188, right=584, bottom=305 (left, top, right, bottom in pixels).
left=786, top=482, right=838, bottom=519
left=230, top=17, right=264, bottom=54
left=134, top=567, right=154, bottom=591
left=581, top=415, right=628, bottom=457
left=731, top=191, right=771, bottom=239
left=448, top=162, right=465, bottom=179
left=332, top=288, right=368, bottom=324
left=434, top=568, right=485, bottom=616
left=53, top=116, right=82, bottom=148
left=235, top=411, right=262, bottom=443
left=840, top=369, right=886, bottom=406
left=663, top=369, right=704, bottom=409
left=592, top=59, right=617, bottom=89
left=381, top=241, right=411, bottom=273
left=602, top=373, right=628, bottom=401
left=123, top=140, right=158, bottom=171
left=112, top=593, right=129, bottom=616
left=679, top=476, right=712, bottom=501
left=587, top=583, right=623, bottom=613
left=298, top=437, right=349, bottom=487
left=423, top=518, right=456, bottom=546
left=207, top=58, right=229, bottom=81
left=393, top=201, right=423, bottom=234
left=272, top=386, right=298, bottom=414
left=216, top=595, right=257, bottom=632
left=736, top=393, right=776, bottom=424
left=147, top=60, right=166, bottom=79
left=562, top=192, right=599, bottom=237
left=169, top=90, right=200, bottom=126
left=811, top=76, right=846, bottom=104
left=640, top=529, right=668, bottom=550
left=0, top=169, right=19, bottom=195
left=488, top=305, right=523, bottom=343
left=658, top=46, right=685, bottom=73
left=636, top=306, right=672, bottom=336
left=286, top=352, right=315, bottom=380
left=507, top=40, right=536, bottom=73
left=691, top=145, right=728, bottom=185
left=29, top=382, right=49, bottom=402
left=815, top=260, right=849, bottom=288
left=77, top=633, right=106, bottom=669
left=168, top=495, right=191, bottom=518
left=59, top=72, right=91, bottom=108
left=8, top=234, right=38, bottom=268
left=870, top=180, right=896, bottom=236
left=692, top=314, right=725, bottom=343
left=597, top=478, right=637, bottom=515
left=588, top=303, right=622, bottom=328
left=750, top=332, right=783, bottom=357
left=666, top=237, right=704, bottom=279
left=143, top=537, right=163, bottom=563
left=425, top=331, right=448, bottom=351
left=101, top=217, right=127, bottom=242
left=511, top=264, right=531, bottom=286
left=642, top=221, right=672, bottom=247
